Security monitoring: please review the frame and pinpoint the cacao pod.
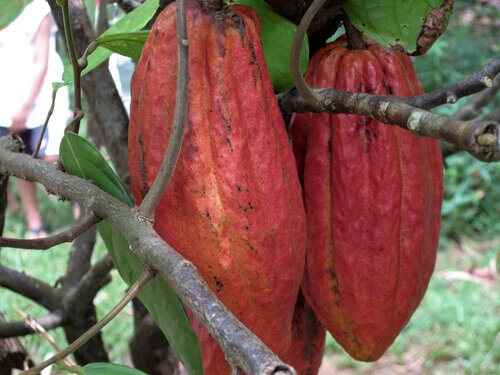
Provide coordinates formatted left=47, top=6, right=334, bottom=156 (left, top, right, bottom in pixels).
left=290, top=37, right=444, bottom=362
left=281, top=291, right=326, bottom=375
left=128, top=1, right=306, bottom=373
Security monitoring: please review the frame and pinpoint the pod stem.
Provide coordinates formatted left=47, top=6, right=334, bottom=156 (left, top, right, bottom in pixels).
left=201, top=0, right=224, bottom=11
left=344, top=12, right=366, bottom=50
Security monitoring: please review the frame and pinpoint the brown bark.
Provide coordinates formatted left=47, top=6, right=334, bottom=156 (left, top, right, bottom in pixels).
left=0, top=313, right=33, bottom=373
left=130, top=300, right=180, bottom=375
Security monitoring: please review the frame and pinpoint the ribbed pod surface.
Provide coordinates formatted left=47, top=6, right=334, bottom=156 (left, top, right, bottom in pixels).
left=128, top=1, right=306, bottom=373
left=290, top=38, right=444, bottom=361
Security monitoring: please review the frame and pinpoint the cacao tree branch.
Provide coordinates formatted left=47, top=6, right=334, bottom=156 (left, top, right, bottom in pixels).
left=62, top=222, right=97, bottom=288
left=0, top=312, right=64, bottom=339
left=279, top=88, right=499, bottom=162
left=0, top=214, right=100, bottom=250
left=453, top=74, right=500, bottom=121
left=0, top=263, right=61, bottom=311
left=407, top=57, right=500, bottom=109
left=0, top=142, right=296, bottom=375
left=479, top=108, right=500, bottom=123
left=63, top=255, right=113, bottom=312
left=23, top=269, right=155, bottom=374
left=138, top=0, right=189, bottom=220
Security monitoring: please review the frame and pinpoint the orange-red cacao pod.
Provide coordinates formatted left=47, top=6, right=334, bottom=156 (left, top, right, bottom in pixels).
left=128, top=1, right=306, bottom=373
left=290, top=38, right=444, bottom=362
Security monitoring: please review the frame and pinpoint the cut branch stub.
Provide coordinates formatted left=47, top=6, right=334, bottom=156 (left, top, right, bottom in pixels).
left=440, top=120, right=500, bottom=162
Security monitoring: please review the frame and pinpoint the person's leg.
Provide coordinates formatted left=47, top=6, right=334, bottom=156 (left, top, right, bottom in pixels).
left=17, top=179, right=46, bottom=238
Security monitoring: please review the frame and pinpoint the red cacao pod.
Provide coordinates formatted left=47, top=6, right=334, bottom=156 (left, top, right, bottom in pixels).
left=281, top=291, right=326, bottom=375
left=290, top=37, right=444, bottom=362
left=128, top=1, right=306, bottom=373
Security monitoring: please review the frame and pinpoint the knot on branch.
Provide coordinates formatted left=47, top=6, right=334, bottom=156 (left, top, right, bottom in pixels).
left=0, top=135, right=24, bottom=154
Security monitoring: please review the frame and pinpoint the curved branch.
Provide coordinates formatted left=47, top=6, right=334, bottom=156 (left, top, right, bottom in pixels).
left=0, top=263, right=60, bottom=311
left=139, top=0, right=189, bottom=220
left=0, top=311, right=64, bottom=339
left=0, top=214, right=101, bottom=250
left=407, top=57, right=500, bottom=109
left=0, top=143, right=297, bottom=375
left=453, top=75, right=500, bottom=120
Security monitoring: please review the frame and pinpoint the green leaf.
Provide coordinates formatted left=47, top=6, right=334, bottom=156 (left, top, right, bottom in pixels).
left=0, top=0, right=31, bottom=29
left=231, top=0, right=309, bottom=92
left=83, top=362, right=148, bottom=375
left=62, top=0, right=159, bottom=84
left=59, top=133, right=203, bottom=375
left=57, top=361, right=148, bottom=375
left=343, top=0, right=446, bottom=53
left=59, top=132, right=132, bottom=206
left=95, top=31, right=150, bottom=60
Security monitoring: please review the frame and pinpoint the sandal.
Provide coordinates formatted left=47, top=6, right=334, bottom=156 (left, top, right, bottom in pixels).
left=25, top=227, right=47, bottom=240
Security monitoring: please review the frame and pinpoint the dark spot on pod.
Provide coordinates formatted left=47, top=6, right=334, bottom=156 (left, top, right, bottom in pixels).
left=213, top=276, right=224, bottom=293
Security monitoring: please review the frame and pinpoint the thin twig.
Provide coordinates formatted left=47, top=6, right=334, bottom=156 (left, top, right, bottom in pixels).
left=59, top=0, right=84, bottom=133
left=32, top=88, right=58, bottom=158
left=0, top=143, right=297, bottom=375
left=23, top=269, right=155, bottom=374
left=16, top=310, right=76, bottom=367
left=138, top=0, right=189, bottom=220
left=0, top=214, right=101, bottom=250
